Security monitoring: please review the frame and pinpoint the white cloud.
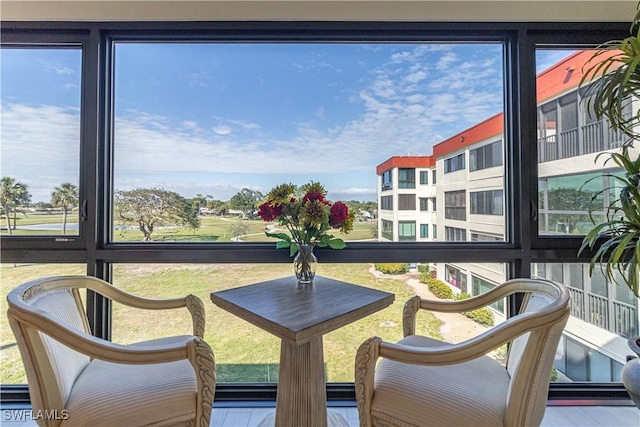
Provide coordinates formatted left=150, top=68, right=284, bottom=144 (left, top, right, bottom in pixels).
left=213, top=125, right=232, bottom=135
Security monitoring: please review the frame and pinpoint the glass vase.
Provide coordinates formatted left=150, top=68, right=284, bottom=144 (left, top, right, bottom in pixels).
left=293, top=243, right=317, bottom=286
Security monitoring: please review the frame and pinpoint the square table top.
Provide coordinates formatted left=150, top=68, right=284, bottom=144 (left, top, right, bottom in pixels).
left=210, top=276, right=395, bottom=345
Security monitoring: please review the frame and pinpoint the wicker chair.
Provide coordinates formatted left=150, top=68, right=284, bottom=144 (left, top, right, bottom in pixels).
left=355, top=278, right=570, bottom=427
left=7, top=275, right=215, bottom=427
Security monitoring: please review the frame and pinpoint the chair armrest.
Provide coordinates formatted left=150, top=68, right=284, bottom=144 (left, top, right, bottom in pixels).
left=82, top=278, right=206, bottom=338
left=393, top=296, right=568, bottom=365
left=8, top=305, right=199, bottom=364
left=402, top=278, right=565, bottom=336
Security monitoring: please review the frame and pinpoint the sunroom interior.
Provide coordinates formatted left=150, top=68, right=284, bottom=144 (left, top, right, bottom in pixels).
left=2, top=1, right=640, bottom=426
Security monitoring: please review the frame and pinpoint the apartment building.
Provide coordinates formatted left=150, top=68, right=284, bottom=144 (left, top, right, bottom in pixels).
left=376, top=50, right=639, bottom=382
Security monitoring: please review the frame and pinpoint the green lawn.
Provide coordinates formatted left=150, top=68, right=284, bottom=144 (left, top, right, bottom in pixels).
left=1, top=214, right=377, bottom=243
left=0, top=262, right=442, bottom=384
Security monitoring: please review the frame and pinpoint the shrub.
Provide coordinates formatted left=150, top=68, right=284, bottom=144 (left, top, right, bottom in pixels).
left=374, top=263, right=410, bottom=275
left=426, top=278, right=453, bottom=299
left=453, top=292, right=495, bottom=327
left=417, top=264, right=430, bottom=273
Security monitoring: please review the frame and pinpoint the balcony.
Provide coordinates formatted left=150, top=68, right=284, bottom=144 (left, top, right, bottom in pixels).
left=568, top=286, right=638, bottom=339
left=538, top=120, right=627, bottom=163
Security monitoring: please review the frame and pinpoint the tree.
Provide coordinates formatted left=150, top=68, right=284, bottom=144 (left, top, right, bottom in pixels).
left=228, top=221, right=250, bottom=241
left=51, top=182, right=79, bottom=235
left=114, top=187, right=197, bottom=241
left=229, top=188, right=263, bottom=218
left=0, top=177, right=31, bottom=235
left=206, top=199, right=228, bottom=216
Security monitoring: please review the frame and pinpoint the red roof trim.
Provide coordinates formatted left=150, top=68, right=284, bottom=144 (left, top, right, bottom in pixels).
left=376, top=156, right=435, bottom=175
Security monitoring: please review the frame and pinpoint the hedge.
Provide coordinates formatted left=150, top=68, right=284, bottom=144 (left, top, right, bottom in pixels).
left=374, top=263, right=410, bottom=275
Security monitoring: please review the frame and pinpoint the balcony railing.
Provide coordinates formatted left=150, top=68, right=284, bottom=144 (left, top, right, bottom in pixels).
left=568, top=286, right=638, bottom=338
left=539, top=120, right=628, bottom=163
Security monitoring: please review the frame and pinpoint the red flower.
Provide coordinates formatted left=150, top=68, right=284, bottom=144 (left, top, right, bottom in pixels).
left=329, top=201, right=349, bottom=227
left=302, top=190, right=325, bottom=204
left=258, top=202, right=283, bottom=222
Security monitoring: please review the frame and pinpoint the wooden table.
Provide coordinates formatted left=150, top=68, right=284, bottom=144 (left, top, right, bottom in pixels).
left=210, top=276, right=395, bottom=427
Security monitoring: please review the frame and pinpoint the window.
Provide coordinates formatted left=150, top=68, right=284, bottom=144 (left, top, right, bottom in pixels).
left=445, top=226, right=467, bottom=241
left=431, top=197, right=437, bottom=212
left=3, top=21, right=634, bottom=399
left=398, top=194, right=416, bottom=210
left=470, top=190, right=503, bottom=215
left=380, top=195, right=393, bottom=210
left=381, top=170, right=393, bottom=191
left=445, top=190, right=466, bottom=220
left=445, top=264, right=467, bottom=292
left=419, top=197, right=429, bottom=211
left=444, top=153, right=466, bottom=173
left=472, top=276, right=504, bottom=313
left=471, top=232, right=503, bottom=241
left=398, top=221, right=416, bottom=241
left=398, top=168, right=416, bottom=189
left=381, top=219, right=393, bottom=241
left=420, top=170, right=429, bottom=185
left=0, top=47, right=82, bottom=237
left=470, top=140, right=503, bottom=171
left=420, top=223, right=429, bottom=238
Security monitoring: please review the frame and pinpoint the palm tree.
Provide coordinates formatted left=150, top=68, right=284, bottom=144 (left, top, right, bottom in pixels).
left=51, top=183, right=79, bottom=235
left=0, top=177, right=31, bottom=235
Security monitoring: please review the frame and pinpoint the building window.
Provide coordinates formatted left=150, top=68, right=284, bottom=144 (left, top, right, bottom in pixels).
left=472, top=276, right=504, bottom=313
left=431, top=197, right=437, bottom=211
left=398, top=168, right=416, bottom=189
left=470, top=140, right=503, bottom=171
left=470, top=190, right=503, bottom=215
left=420, top=224, right=429, bottom=238
left=419, top=197, right=429, bottom=211
left=445, top=190, right=466, bottom=220
left=381, top=219, right=393, bottom=241
left=432, top=224, right=438, bottom=239
left=381, top=170, right=393, bottom=191
left=445, top=226, right=467, bottom=241
left=420, top=170, right=429, bottom=185
left=398, top=221, right=416, bottom=241
left=380, top=195, right=393, bottom=210
left=398, top=194, right=416, bottom=210
left=445, top=264, right=467, bottom=292
left=444, top=153, right=466, bottom=173
left=432, top=170, right=437, bottom=184
left=471, top=232, right=503, bottom=241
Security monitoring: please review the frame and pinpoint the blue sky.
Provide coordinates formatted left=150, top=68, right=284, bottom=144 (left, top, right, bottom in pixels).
left=1, top=43, right=572, bottom=203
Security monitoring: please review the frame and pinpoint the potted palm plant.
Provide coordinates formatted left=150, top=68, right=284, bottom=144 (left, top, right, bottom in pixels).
left=578, top=3, right=640, bottom=408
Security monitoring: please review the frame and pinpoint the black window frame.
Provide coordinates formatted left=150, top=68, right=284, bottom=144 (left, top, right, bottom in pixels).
left=1, top=19, right=633, bottom=405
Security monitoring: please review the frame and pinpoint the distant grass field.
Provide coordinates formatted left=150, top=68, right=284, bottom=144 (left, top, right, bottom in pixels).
left=0, top=262, right=441, bottom=384
left=1, top=213, right=377, bottom=243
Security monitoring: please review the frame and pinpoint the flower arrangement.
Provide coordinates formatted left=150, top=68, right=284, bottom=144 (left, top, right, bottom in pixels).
left=257, top=182, right=355, bottom=256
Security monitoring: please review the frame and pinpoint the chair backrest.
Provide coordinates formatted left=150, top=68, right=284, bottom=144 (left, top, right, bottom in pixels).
left=502, top=279, right=570, bottom=426
left=7, top=276, right=93, bottom=419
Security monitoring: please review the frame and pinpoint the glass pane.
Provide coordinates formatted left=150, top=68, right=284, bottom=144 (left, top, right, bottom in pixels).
left=110, top=262, right=509, bottom=383
left=1, top=263, right=86, bottom=384
left=0, top=48, right=82, bottom=237
left=532, top=262, right=638, bottom=383
left=112, top=42, right=505, bottom=243
left=536, top=48, right=624, bottom=236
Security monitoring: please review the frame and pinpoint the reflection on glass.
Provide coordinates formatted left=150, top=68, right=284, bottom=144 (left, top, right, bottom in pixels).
left=0, top=263, right=86, bottom=384
left=112, top=42, right=506, bottom=243
left=0, top=48, right=82, bottom=237
left=536, top=49, right=625, bottom=236
left=532, top=262, right=638, bottom=382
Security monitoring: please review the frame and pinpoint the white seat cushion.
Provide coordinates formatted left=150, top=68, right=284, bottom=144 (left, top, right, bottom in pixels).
left=371, top=335, right=510, bottom=427
left=62, top=358, right=197, bottom=426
